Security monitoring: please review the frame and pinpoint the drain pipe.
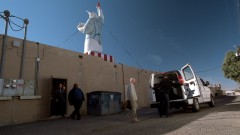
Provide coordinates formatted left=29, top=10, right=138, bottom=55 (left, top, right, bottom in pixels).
left=35, top=42, right=40, bottom=95
left=121, top=64, right=125, bottom=101
left=0, top=10, right=10, bottom=78
left=19, top=19, right=29, bottom=79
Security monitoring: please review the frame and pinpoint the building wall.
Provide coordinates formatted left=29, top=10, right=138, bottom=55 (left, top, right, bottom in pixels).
left=0, top=35, right=155, bottom=126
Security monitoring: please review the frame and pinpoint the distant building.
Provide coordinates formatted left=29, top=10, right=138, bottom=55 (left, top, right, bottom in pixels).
left=208, top=83, right=222, bottom=96
left=225, top=90, right=236, bottom=96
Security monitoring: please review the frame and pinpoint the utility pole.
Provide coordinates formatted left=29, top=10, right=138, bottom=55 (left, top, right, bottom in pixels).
left=19, top=19, right=29, bottom=79
left=0, top=10, right=29, bottom=79
left=0, top=10, right=10, bottom=78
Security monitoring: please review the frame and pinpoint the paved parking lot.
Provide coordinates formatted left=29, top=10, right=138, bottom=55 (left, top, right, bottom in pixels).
left=0, top=96, right=240, bottom=135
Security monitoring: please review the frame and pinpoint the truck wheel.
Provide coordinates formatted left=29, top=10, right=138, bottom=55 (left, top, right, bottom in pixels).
left=208, top=96, right=215, bottom=107
left=192, top=98, right=200, bottom=112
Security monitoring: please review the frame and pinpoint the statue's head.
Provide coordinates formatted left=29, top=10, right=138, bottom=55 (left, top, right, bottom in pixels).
left=86, top=11, right=97, bottom=18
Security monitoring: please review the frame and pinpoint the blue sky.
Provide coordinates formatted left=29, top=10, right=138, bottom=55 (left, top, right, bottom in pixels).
left=0, top=0, right=239, bottom=90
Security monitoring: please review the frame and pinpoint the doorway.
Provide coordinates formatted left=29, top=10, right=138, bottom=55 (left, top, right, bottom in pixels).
left=50, top=78, right=67, bottom=116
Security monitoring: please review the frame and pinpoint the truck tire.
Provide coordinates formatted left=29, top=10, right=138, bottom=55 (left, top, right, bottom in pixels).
left=192, top=98, right=200, bottom=112
left=208, top=95, right=215, bottom=107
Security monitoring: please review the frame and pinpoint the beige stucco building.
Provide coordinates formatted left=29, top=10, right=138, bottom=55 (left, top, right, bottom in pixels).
left=0, top=35, right=155, bottom=126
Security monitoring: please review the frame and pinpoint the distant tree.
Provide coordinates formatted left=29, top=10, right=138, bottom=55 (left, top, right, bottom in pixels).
left=222, top=50, right=240, bottom=83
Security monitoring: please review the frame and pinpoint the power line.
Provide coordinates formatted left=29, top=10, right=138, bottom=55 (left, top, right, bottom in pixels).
left=8, top=19, right=25, bottom=31
left=195, top=66, right=221, bottom=73
left=103, top=24, right=143, bottom=69
left=0, top=13, right=26, bottom=32
left=57, top=29, right=79, bottom=47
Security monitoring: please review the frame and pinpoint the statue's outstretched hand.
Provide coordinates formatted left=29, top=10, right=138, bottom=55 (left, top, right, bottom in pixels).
left=77, top=23, right=85, bottom=32
left=78, top=23, right=85, bottom=27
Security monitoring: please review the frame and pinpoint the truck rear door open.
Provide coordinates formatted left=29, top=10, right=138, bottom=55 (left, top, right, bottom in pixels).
left=181, top=64, right=200, bottom=98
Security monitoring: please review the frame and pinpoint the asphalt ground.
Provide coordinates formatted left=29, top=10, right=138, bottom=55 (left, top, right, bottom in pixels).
left=0, top=96, right=240, bottom=135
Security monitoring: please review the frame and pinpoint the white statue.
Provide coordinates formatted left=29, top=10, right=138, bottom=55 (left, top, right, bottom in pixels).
left=77, top=2, right=104, bottom=53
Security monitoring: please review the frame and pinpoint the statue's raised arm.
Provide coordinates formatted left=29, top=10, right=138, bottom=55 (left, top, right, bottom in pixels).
left=97, top=2, right=104, bottom=23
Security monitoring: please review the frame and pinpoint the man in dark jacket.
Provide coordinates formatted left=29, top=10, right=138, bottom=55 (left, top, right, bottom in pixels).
left=68, top=83, right=85, bottom=120
left=55, top=83, right=66, bottom=118
left=158, top=76, right=173, bottom=118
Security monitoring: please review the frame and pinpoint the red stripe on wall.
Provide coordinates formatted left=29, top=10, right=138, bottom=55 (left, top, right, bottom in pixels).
left=97, top=53, right=101, bottom=57
left=104, top=54, right=107, bottom=61
left=110, top=56, right=113, bottom=62
left=87, top=51, right=114, bottom=63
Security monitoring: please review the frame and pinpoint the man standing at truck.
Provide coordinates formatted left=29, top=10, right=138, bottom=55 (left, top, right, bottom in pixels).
left=158, top=76, right=173, bottom=118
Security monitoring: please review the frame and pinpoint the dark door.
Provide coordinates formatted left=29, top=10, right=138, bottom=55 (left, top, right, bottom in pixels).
left=50, top=77, right=67, bottom=116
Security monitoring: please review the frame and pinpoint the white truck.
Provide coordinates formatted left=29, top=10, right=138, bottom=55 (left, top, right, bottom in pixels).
left=149, top=64, right=215, bottom=112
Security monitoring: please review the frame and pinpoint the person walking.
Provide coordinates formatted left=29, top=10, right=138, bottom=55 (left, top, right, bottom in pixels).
left=68, top=83, right=85, bottom=120
left=55, top=83, right=66, bottom=118
left=125, top=78, right=139, bottom=123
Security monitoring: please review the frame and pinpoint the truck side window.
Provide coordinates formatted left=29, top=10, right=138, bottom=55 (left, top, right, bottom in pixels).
left=183, top=66, right=194, bottom=81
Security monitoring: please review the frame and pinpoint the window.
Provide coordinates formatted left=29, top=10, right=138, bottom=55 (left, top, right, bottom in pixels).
left=182, top=66, right=194, bottom=81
